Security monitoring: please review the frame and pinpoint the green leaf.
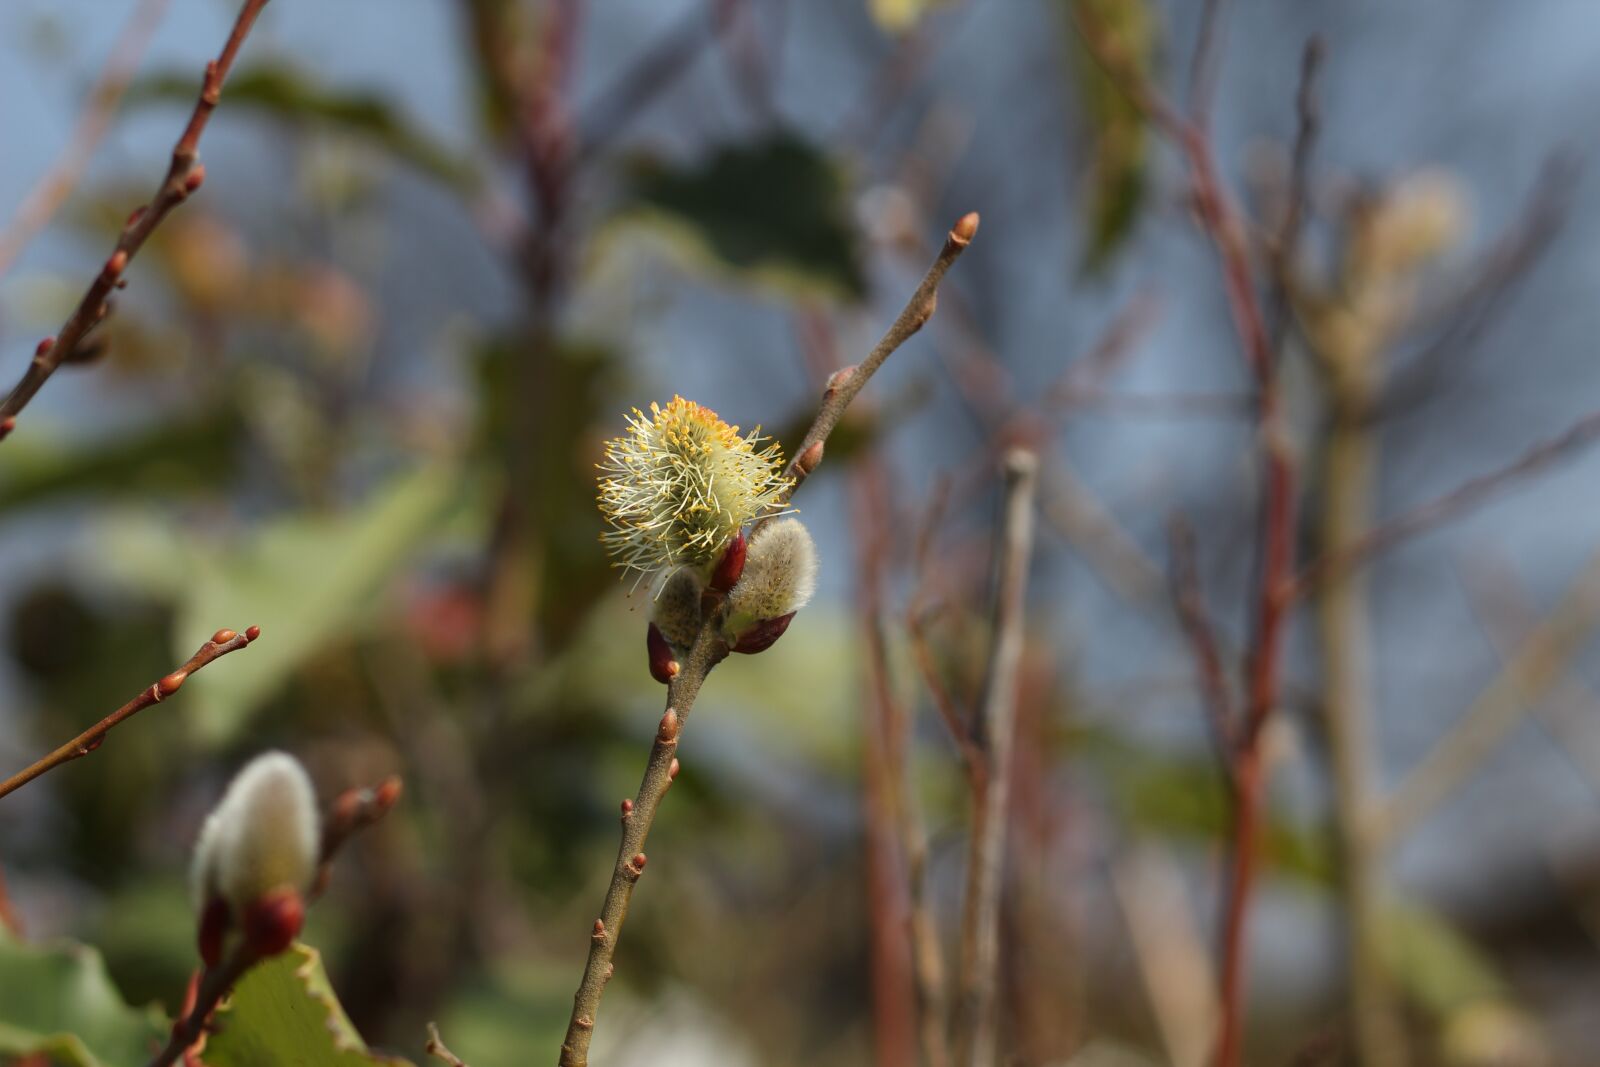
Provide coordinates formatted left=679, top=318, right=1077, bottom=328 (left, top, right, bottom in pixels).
left=203, top=943, right=411, bottom=1066
left=0, top=931, right=166, bottom=1067
left=1067, top=0, right=1158, bottom=270
left=1379, top=902, right=1504, bottom=1018
left=0, top=406, right=243, bottom=514
left=613, top=133, right=866, bottom=300
left=127, top=64, right=475, bottom=188
left=89, top=463, right=481, bottom=742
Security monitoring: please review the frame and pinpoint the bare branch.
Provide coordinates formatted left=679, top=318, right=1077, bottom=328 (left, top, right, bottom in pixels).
left=0, top=0, right=271, bottom=430
left=0, top=626, right=260, bottom=801
left=1288, top=407, right=1600, bottom=599
left=778, top=211, right=980, bottom=502
left=0, top=0, right=171, bottom=279
left=954, top=449, right=1038, bottom=1067
left=1167, top=517, right=1239, bottom=778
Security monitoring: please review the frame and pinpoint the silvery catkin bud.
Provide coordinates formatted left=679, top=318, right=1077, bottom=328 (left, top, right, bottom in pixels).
left=651, top=566, right=705, bottom=650
left=190, top=751, right=320, bottom=959
left=723, top=518, right=817, bottom=649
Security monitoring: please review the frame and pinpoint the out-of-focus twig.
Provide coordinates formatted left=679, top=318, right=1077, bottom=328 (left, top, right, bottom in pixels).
left=1461, top=555, right=1600, bottom=796
left=1111, top=847, right=1219, bottom=1067
left=0, top=627, right=260, bottom=801
left=0, top=0, right=272, bottom=430
left=1168, top=517, right=1238, bottom=778
left=426, top=1023, right=470, bottom=1067
left=560, top=213, right=979, bottom=1067
left=1287, top=407, right=1600, bottom=600
left=1264, top=36, right=1324, bottom=349
left=1378, top=550, right=1600, bottom=846
left=0, top=0, right=171, bottom=280
left=0, top=864, right=21, bottom=938
left=953, top=449, right=1038, bottom=1067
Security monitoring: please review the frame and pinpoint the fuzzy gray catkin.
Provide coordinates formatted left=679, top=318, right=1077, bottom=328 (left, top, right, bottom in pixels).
left=725, top=518, right=818, bottom=626
left=191, top=750, right=320, bottom=916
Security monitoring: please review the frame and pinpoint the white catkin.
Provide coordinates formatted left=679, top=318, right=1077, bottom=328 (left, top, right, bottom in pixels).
left=190, top=751, right=320, bottom=914
left=726, top=518, right=818, bottom=622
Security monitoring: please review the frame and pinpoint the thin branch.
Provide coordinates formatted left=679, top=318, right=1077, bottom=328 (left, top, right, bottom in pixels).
left=953, top=449, right=1039, bottom=1067
left=1377, top=552, right=1600, bottom=847
left=559, top=213, right=981, bottom=1067
left=1186, top=0, right=1229, bottom=128
left=0, top=626, right=260, bottom=801
left=1287, top=407, right=1600, bottom=600
left=426, top=1023, right=471, bottom=1067
left=1265, top=36, right=1325, bottom=350
left=0, top=864, right=21, bottom=937
left=0, top=0, right=272, bottom=429
left=1167, top=517, right=1239, bottom=779
left=777, top=211, right=979, bottom=502
left=143, top=775, right=399, bottom=1067
left=0, top=0, right=171, bottom=279
left=311, top=775, right=404, bottom=898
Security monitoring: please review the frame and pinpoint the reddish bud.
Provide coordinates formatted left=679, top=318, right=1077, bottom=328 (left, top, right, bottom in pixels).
left=34, top=338, right=55, bottom=359
left=669, top=758, right=680, bottom=780
left=709, top=531, right=747, bottom=593
left=632, top=853, right=648, bottom=872
left=244, top=624, right=261, bottom=642
left=731, top=612, right=797, bottom=654
left=952, top=211, right=980, bottom=243
left=212, top=628, right=237, bottom=644
left=197, top=895, right=230, bottom=966
left=592, top=919, right=606, bottom=940
left=105, top=251, right=128, bottom=276
left=241, top=887, right=304, bottom=957
left=647, top=623, right=679, bottom=684
left=658, top=708, right=681, bottom=742
left=374, top=775, right=403, bottom=811
left=620, top=798, right=633, bottom=816
left=0, top=418, right=16, bottom=442
left=824, top=365, right=857, bottom=398
left=797, top=441, right=824, bottom=476
left=184, top=165, right=207, bottom=194
left=158, top=670, right=188, bottom=695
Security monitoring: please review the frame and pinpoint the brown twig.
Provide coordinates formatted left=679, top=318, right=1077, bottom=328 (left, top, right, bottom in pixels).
left=426, top=1022, right=471, bottom=1067
left=1265, top=36, right=1324, bottom=349
left=1287, top=407, right=1600, bottom=600
left=143, top=775, right=400, bottom=1067
left=311, top=775, right=404, bottom=898
left=953, top=449, right=1038, bottom=1067
left=0, top=0, right=171, bottom=279
left=559, top=213, right=980, bottom=1067
left=0, top=864, right=22, bottom=937
left=1186, top=0, right=1229, bottom=127
left=0, top=0, right=271, bottom=430
left=777, top=211, right=980, bottom=502
left=0, top=626, right=260, bottom=801
left=1167, top=517, right=1238, bottom=778
left=1075, top=9, right=1297, bottom=1064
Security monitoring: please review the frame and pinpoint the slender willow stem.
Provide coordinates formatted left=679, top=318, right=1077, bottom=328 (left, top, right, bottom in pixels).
left=558, top=211, right=979, bottom=1066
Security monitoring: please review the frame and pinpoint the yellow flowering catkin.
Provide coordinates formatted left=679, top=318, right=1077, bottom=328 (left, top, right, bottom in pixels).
left=597, top=396, right=790, bottom=581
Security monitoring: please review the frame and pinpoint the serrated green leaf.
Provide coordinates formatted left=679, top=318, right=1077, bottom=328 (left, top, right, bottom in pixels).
left=0, top=931, right=166, bottom=1067
left=127, top=64, right=475, bottom=188
left=615, top=133, right=865, bottom=300
left=203, top=943, right=411, bottom=1066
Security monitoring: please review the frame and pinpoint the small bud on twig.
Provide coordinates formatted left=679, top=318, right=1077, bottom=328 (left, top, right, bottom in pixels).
left=646, top=623, right=680, bottom=684
left=708, top=531, right=747, bottom=593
